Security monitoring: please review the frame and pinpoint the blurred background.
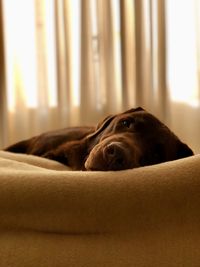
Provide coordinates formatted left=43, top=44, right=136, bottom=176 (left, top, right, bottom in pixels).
left=0, top=0, right=200, bottom=153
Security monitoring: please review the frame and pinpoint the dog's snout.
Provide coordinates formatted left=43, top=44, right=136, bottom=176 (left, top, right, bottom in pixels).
left=105, top=143, right=117, bottom=156
left=85, top=138, right=141, bottom=171
left=103, top=142, right=125, bottom=167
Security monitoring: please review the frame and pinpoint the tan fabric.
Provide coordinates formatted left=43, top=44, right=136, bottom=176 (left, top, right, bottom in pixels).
left=0, top=150, right=200, bottom=266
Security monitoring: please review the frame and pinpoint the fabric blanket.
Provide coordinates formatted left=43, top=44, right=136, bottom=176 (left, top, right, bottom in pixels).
left=0, top=150, right=200, bottom=267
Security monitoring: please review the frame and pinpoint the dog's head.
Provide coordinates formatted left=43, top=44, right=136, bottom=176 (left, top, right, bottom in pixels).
left=84, top=107, right=193, bottom=171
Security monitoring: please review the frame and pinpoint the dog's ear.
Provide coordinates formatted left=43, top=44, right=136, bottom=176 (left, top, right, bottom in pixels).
left=176, top=142, right=194, bottom=159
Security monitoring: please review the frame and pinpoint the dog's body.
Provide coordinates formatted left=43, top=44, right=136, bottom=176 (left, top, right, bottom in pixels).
left=4, top=107, right=194, bottom=171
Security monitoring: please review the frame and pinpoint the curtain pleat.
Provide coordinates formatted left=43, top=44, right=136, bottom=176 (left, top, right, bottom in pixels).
left=80, top=0, right=96, bottom=124
left=34, top=0, right=59, bottom=130
left=156, top=0, right=168, bottom=120
left=97, top=0, right=122, bottom=114
left=0, top=0, right=7, bottom=147
left=134, top=0, right=154, bottom=111
left=55, top=0, right=70, bottom=127
left=120, top=0, right=136, bottom=109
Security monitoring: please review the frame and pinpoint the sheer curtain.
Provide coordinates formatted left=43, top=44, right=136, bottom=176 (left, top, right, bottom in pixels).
left=0, top=0, right=200, bottom=153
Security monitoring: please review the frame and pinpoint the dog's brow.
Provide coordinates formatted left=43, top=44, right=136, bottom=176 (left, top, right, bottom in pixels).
left=117, top=115, right=133, bottom=122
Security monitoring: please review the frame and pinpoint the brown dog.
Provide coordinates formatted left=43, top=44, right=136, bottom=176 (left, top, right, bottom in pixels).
left=4, top=107, right=193, bottom=171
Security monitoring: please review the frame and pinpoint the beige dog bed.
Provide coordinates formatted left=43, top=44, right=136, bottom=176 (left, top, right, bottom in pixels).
left=0, top=150, right=200, bottom=267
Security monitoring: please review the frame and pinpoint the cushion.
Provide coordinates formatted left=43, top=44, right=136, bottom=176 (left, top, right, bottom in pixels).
left=0, top=150, right=200, bottom=267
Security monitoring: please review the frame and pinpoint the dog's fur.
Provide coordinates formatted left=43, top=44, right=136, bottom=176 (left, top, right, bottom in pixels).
left=4, top=107, right=194, bottom=171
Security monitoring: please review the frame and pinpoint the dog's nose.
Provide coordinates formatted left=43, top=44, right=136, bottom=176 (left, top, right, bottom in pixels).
left=103, top=142, right=125, bottom=168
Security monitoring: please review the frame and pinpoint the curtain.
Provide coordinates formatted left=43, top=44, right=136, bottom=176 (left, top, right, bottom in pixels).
left=0, top=0, right=200, bottom=153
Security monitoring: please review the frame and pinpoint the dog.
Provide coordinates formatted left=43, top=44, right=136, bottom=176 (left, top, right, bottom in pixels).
left=4, top=107, right=194, bottom=171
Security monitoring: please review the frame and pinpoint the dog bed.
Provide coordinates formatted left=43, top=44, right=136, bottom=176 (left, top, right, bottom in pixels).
left=0, top=150, right=200, bottom=267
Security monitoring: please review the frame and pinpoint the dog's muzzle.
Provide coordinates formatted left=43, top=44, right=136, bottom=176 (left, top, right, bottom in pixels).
left=85, top=137, right=141, bottom=171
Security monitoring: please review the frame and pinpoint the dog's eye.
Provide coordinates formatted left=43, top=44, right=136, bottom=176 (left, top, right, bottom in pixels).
left=121, top=119, right=133, bottom=129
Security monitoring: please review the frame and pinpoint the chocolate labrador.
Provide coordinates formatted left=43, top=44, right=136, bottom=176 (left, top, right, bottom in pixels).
left=4, top=107, right=193, bottom=171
